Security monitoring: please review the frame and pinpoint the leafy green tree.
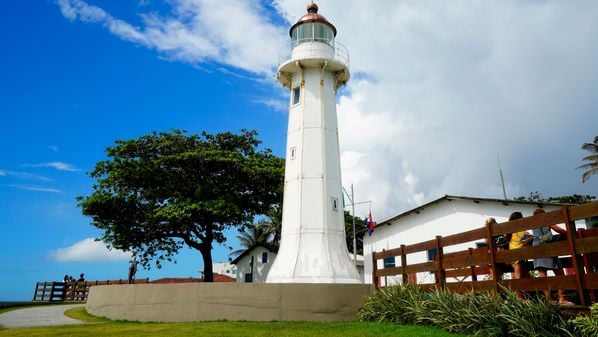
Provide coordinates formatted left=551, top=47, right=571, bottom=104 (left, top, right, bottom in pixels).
left=345, top=210, right=365, bottom=255
left=78, top=129, right=284, bottom=282
left=514, top=191, right=595, bottom=204
left=577, top=136, right=598, bottom=183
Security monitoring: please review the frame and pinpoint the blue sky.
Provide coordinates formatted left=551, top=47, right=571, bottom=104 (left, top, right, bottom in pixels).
left=1, top=1, right=597, bottom=300
left=0, top=0, right=289, bottom=301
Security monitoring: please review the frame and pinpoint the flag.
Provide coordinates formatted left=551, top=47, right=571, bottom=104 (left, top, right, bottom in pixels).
left=366, top=211, right=375, bottom=236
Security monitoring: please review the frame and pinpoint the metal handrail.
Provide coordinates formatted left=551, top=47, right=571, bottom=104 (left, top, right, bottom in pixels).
left=278, top=38, right=350, bottom=69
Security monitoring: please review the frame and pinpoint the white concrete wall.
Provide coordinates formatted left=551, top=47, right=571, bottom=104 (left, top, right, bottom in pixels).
left=363, top=199, right=564, bottom=285
left=87, top=283, right=373, bottom=322
left=236, top=247, right=275, bottom=283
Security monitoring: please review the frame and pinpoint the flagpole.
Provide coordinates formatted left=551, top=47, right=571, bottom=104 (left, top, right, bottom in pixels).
left=342, top=184, right=358, bottom=267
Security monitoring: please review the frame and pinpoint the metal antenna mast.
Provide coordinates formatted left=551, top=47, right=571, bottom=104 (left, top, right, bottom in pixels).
left=497, top=155, right=507, bottom=200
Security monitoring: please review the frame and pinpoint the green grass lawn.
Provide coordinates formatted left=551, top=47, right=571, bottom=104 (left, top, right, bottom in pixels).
left=0, top=307, right=469, bottom=337
left=0, top=321, right=470, bottom=337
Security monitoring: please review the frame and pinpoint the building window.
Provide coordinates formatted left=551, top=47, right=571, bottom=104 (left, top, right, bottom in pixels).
left=427, top=248, right=438, bottom=261
left=245, top=273, right=253, bottom=283
left=290, top=146, right=296, bottom=160
left=292, top=86, right=300, bottom=105
left=383, top=257, right=395, bottom=268
left=331, top=197, right=338, bottom=211
left=262, top=252, right=268, bottom=264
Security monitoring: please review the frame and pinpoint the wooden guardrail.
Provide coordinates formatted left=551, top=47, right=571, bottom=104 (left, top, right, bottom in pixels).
left=33, top=278, right=149, bottom=302
left=372, top=201, right=598, bottom=305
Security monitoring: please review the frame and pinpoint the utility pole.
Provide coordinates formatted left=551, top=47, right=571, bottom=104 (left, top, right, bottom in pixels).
left=343, top=184, right=357, bottom=267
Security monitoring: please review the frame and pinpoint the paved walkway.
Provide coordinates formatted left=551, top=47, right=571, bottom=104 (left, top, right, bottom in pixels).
left=0, top=304, right=85, bottom=328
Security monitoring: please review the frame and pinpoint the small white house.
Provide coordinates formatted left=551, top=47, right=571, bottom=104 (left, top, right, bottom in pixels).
left=349, top=253, right=366, bottom=283
left=363, top=195, right=570, bottom=286
left=212, top=262, right=237, bottom=279
left=231, top=245, right=276, bottom=283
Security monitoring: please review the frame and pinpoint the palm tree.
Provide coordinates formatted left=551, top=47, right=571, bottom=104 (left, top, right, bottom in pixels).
left=260, top=205, right=282, bottom=248
left=230, top=221, right=272, bottom=258
left=229, top=206, right=282, bottom=258
left=577, top=136, right=598, bottom=183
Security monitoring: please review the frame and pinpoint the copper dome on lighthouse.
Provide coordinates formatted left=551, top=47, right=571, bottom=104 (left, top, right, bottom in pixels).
left=289, top=3, right=337, bottom=37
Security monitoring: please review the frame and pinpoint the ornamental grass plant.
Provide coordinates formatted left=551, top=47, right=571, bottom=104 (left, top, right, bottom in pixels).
left=572, top=302, right=598, bottom=337
left=358, top=285, right=578, bottom=337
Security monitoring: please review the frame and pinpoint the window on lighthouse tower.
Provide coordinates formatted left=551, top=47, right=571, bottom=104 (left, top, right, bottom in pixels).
left=292, top=86, right=301, bottom=105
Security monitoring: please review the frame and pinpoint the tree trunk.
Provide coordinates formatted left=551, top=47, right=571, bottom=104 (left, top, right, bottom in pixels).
left=200, top=244, right=213, bottom=282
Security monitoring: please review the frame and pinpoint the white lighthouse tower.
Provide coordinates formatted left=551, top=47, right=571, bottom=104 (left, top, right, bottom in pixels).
left=266, top=3, right=360, bottom=283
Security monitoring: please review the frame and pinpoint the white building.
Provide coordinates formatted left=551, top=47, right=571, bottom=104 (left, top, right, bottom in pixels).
left=211, top=262, right=237, bottom=279
left=231, top=245, right=276, bottom=283
left=363, top=195, right=569, bottom=285
left=349, top=253, right=366, bottom=283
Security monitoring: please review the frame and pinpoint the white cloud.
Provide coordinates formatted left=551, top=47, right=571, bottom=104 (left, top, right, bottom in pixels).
left=48, top=146, right=59, bottom=152
left=56, top=1, right=598, bottom=220
left=49, top=238, right=131, bottom=262
left=6, top=184, right=63, bottom=193
left=22, top=161, right=80, bottom=172
left=0, top=169, right=51, bottom=181
left=276, top=1, right=598, bottom=219
left=56, top=0, right=288, bottom=75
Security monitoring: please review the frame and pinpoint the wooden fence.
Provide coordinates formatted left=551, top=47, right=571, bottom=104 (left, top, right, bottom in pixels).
left=33, top=278, right=149, bottom=302
left=372, top=201, right=598, bottom=305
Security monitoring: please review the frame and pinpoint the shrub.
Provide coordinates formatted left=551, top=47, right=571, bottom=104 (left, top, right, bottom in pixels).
left=423, top=288, right=504, bottom=335
left=572, top=302, right=598, bottom=337
left=357, top=284, right=427, bottom=324
left=358, top=285, right=575, bottom=337
left=493, top=289, right=573, bottom=337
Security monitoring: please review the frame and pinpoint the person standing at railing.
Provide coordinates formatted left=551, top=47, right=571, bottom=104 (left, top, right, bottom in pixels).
left=531, top=208, right=573, bottom=305
left=507, top=212, right=533, bottom=284
left=486, top=218, right=509, bottom=280
left=75, top=273, right=86, bottom=301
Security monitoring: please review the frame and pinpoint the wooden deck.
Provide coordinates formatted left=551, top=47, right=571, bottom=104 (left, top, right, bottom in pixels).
left=33, top=278, right=149, bottom=302
left=372, top=201, right=598, bottom=305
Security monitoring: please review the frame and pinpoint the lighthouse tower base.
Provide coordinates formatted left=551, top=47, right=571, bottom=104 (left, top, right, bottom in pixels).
left=266, top=231, right=361, bottom=283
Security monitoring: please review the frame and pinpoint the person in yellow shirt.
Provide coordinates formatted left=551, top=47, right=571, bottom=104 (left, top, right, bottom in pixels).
left=508, top=212, right=532, bottom=282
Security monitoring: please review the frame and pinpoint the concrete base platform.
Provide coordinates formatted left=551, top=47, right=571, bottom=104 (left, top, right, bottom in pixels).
left=86, top=283, right=373, bottom=322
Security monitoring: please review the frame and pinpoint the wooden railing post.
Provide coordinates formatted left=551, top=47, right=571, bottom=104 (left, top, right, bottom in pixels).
left=468, top=248, right=477, bottom=282
left=371, top=251, right=379, bottom=289
left=485, top=221, right=500, bottom=295
left=41, top=282, right=47, bottom=301
left=562, top=206, right=588, bottom=306
left=435, top=236, right=446, bottom=289
left=33, top=282, right=39, bottom=301
left=400, top=244, right=407, bottom=284
left=50, top=282, right=56, bottom=302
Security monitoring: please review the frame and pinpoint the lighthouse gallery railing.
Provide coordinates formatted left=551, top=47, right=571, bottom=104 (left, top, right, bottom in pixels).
left=278, top=38, right=349, bottom=69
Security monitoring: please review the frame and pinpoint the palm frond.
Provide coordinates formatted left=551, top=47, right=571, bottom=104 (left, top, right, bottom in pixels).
left=578, top=136, right=598, bottom=183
